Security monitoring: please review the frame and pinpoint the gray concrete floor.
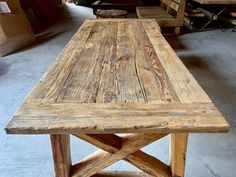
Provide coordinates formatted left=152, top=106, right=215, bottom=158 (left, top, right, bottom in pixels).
left=0, top=4, right=236, bottom=177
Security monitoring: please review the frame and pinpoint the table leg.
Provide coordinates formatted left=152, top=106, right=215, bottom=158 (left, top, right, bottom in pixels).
left=50, top=134, right=72, bottom=177
left=170, top=133, right=188, bottom=177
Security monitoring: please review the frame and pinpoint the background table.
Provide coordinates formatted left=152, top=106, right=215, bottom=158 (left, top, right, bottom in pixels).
left=193, top=0, right=236, bottom=29
left=193, top=0, right=236, bottom=4
left=5, top=19, right=229, bottom=177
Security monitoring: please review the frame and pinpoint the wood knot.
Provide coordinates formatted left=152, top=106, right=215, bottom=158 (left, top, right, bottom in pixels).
left=118, top=55, right=129, bottom=61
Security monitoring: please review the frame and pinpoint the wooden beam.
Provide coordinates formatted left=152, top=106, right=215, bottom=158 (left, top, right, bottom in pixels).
left=50, top=134, right=71, bottom=177
left=169, top=133, right=188, bottom=177
left=73, top=133, right=170, bottom=177
left=140, top=21, right=210, bottom=102
left=161, top=0, right=180, bottom=11
left=92, top=171, right=151, bottom=177
left=127, top=150, right=171, bottom=177
left=75, top=134, right=122, bottom=153
left=6, top=102, right=229, bottom=134
left=199, top=8, right=218, bottom=20
left=71, top=133, right=167, bottom=177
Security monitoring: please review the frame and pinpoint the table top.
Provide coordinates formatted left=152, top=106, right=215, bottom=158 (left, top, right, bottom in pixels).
left=193, top=0, right=236, bottom=4
left=5, top=19, right=229, bottom=134
left=96, top=9, right=128, bottom=18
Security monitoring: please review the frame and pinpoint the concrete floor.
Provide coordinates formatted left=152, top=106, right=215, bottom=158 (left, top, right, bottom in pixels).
left=0, top=4, right=236, bottom=177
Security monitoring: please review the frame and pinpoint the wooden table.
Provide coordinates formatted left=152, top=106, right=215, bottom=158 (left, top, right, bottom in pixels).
left=96, top=9, right=128, bottom=18
left=5, top=19, right=229, bottom=177
left=193, top=0, right=236, bottom=4
left=193, top=0, right=236, bottom=29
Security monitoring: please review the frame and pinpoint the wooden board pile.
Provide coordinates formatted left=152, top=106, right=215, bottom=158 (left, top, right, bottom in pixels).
left=222, top=6, right=236, bottom=31
left=184, top=2, right=205, bottom=29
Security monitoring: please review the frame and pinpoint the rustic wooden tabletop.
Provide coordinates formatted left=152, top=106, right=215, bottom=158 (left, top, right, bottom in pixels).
left=5, top=19, right=229, bottom=134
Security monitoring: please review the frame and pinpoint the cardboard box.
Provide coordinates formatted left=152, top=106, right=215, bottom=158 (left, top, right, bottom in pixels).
left=0, top=0, right=35, bottom=56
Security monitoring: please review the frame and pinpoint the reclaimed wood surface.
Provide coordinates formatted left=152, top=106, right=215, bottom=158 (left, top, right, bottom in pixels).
left=6, top=102, right=229, bottom=134
left=5, top=19, right=229, bottom=134
left=193, top=0, right=236, bottom=4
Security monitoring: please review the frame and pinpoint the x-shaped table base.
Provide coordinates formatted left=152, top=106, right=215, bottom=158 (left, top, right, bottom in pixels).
left=50, top=133, right=188, bottom=177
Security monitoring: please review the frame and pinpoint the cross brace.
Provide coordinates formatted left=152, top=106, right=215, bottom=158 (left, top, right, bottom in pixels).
left=50, top=133, right=188, bottom=177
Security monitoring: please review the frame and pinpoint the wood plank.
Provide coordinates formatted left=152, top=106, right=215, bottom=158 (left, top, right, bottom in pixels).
left=5, top=102, right=229, bottom=134
left=73, top=133, right=171, bottom=177
left=141, top=20, right=211, bottom=103
left=222, top=16, right=236, bottom=25
left=161, top=0, right=180, bottom=11
left=199, top=8, right=218, bottom=20
left=136, top=6, right=184, bottom=26
left=71, top=133, right=166, bottom=177
left=50, top=134, right=71, bottom=177
left=173, top=0, right=181, bottom=4
left=176, top=0, right=186, bottom=21
left=184, top=12, right=205, bottom=18
left=92, top=171, right=151, bottom=177
left=26, top=20, right=177, bottom=104
left=230, top=12, right=236, bottom=17
left=136, top=6, right=175, bottom=19
left=25, top=20, right=96, bottom=103
left=128, top=150, right=171, bottom=177
left=124, top=20, right=179, bottom=103
left=170, top=133, right=188, bottom=177
left=74, top=134, right=122, bottom=153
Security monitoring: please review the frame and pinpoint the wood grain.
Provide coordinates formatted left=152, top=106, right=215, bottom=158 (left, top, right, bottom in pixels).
left=141, top=21, right=211, bottom=103
left=5, top=102, right=229, bottom=134
left=71, top=133, right=166, bottom=177
left=170, top=133, right=188, bottom=177
left=25, top=19, right=172, bottom=104
left=73, top=133, right=171, bottom=177
left=5, top=19, right=229, bottom=135
left=161, top=0, right=180, bottom=11
left=50, top=134, right=71, bottom=177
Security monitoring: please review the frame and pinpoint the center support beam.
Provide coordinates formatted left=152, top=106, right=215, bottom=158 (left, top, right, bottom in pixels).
left=71, top=133, right=168, bottom=177
left=49, top=133, right=189, bottom=177
left=73, top=133, right=170, bottom=177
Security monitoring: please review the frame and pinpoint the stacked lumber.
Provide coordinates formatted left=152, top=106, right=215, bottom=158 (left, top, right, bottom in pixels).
left=221, top=6, right=236, bottom=30
left=184, top=3, right=204, bottom=27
